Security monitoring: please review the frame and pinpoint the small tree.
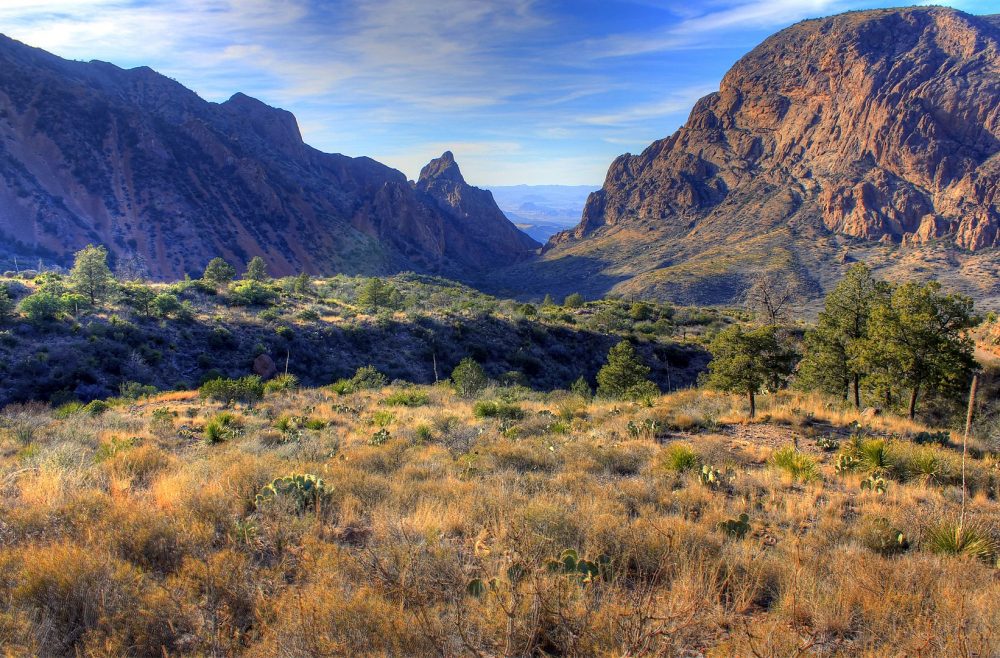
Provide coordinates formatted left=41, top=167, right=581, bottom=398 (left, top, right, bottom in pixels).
left=707, top=325, right=794, bottom=418
left=69, top=244, right=114, bottom=305
left=120, top=282, right=157, bottom=317
left=452, top=357, right=487, bottom=398
left=203, top=258, right=236, bottom=288
left=745, top=270, right=793, bottom=325
left=570, top=376, right=593, bottom=400
left=244, top=256, right=269, bottom=282
left=596, top=341, right=658, bottom=401
left=151, top=293, right=181, bottom=318
left=358, top=278, right=401, bottom=313
left=0, top=286, right=13, bottom=323
left=293, top=272, right=313, bottom=296
left=798, top=264, right=888, bottom=407
left=856, top=281, right=976, bottom=419
left=19, top=291, right=63, bottom=324
left=564, top=293, right=584, bottom=308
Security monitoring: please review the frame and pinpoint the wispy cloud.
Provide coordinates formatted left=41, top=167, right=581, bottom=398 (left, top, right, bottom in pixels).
left=0, top=0, right=978, bottom=185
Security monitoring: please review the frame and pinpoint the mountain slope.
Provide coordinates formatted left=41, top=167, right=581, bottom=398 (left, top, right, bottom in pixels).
left=496, top=7, right=1000, bottom=307
left=0, top=35, right=538, bottom=278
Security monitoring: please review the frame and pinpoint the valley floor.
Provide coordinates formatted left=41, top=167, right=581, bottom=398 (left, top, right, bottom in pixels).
left=1, top=384, right=998, bottom=656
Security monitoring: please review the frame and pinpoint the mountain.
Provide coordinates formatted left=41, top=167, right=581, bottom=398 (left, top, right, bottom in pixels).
left=496, top=7, right=1000, bottom=308
left=0, top=35, right=538, bottom=278
left=488, top=185, right=597, bottom=242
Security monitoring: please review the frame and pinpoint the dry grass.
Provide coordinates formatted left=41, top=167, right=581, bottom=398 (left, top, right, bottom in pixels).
left=0, top=385, right=997, bottom=656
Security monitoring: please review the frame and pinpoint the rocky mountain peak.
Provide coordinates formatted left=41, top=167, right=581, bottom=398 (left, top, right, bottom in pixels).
left=418, top=151, right=466, bottom=184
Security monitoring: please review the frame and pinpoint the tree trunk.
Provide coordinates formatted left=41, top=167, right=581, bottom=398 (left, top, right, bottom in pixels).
left=908, top=383, right=920, bottom=420
left=749, top=390, right=756, bottom=419
left=852, top=373, right=861, bottom=409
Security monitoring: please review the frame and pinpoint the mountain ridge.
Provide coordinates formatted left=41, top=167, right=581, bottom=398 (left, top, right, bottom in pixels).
left=496, top=6, right=1000, bottom=308
left=0, top=34, right=537, bottom=278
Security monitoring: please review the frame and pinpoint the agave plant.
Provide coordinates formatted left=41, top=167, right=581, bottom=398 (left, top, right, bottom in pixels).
left=925, top=523, right=996, bottom=564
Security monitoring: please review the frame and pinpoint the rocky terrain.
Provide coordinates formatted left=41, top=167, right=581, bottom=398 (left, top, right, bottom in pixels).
left=496, top=7, right=1000, bottom=307
left=0, top=36, right=537, bottom=279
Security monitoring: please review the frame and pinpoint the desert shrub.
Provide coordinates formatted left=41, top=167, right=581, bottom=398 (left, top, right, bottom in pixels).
left=331, top=365, right=387, bottom=395
left=263, top=373, right=299, bottom=395
left=82, top=399, right=110, bottom=416
left=452, top=357, right=487, bottom=398
left=19, top=291, right=64, bottom=323
left=859, top=516, right=909, bottom=556
left=662, top=443, right=701, bottom=472
left=924, top=523, right=996, bottom=563
left=199, top=376, right=264, bottom=406
left=473, top=400, right=525, bottom=421
left=118, top=381, right=157, bottom=399
left=381, top=389, right=430, bottom=407
left=368, top=410, right=395, bottom=427
left=770, top=446, right=820, bottom=482
left=204, top=412, right=242, bottom=444
left=227, top=280, right=277, bottom=306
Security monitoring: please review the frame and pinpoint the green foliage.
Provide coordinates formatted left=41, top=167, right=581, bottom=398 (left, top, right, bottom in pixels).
left=82, top=400, right=110, bottom=416
left=19, top=291, right=64, bottom=323
left=228, top=280, right=277, bottom=306
left=368, top=410, right=396, bottom=427
left=381, top=389, right=430, bottom=407
left=596, top=341, right=658, bottom=401
left=912, top=430, right=950, bottom=446
left=118, top=381, right=156, bottom=399
left=198, top=376, right=264, bottom=406
left=357, top=278, right=402, bottom=313
left=570, top=376, right=592, bottom=400
left=855, top=280, right=976, bottom=419
left=202, top=257, right=236, bottom=287
left=815, top=436, right=840, bottom=452
left=119, top=283, right=156, bottom=317
left=798, top=264, right=887, bottom=405
left=663, top=443, right=700, bottom=473
left=770, top=446, right=820, bottom=482
left=718, top=513, right=751, bottom=539
left=925, top=523, right=996, bottom=563
left=204, top=412, right=242, bottom=444
left=263, top=373, right=299, bottom=395
left=0, top=285, right=13, bottom=322
left=255, top=473, right=330, bottom=512
left=699, top=464, right=733, bottom=489
left=706, top=324, right=794, bottom=418
left=452, top=357, right=487, bottom=399
left=473, top=400, right=525, bottom=421
left=331, top=365, right=388, bottom=395
left=69, top=244, right=114, bottom=305
left=151, top=293, right=181, bottom=318
left=243, top=256, right=269, bottom=282
left=563, top=293, right=584, bottom=308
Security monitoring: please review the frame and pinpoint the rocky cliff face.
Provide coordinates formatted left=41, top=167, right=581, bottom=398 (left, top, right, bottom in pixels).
left=522, top=8, right=1000, bottom=306
left=0, top=36, right=536, bottom=278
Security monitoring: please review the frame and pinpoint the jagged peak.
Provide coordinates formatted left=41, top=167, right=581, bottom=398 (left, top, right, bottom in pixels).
left=418, top=151, right=466, bottom=185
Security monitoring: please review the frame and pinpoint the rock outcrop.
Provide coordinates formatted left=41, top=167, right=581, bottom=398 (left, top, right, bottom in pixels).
left=0, top=35, right=536, bottom=278
left=521, top=7, right=1000, bottom=305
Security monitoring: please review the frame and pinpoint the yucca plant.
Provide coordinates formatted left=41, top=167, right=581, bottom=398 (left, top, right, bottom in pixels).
left=925, top=523, right=996, bottom=564
left=663, top=443, right=700, bottom=473
left=770, top=446, right=820, bottom=483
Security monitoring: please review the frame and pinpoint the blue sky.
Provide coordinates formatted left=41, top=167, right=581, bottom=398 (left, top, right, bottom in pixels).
left=0, top=0, right=995, bottom=185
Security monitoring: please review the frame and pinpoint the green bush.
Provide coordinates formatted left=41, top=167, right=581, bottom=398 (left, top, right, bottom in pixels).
left=381, top=389, right=430, bottom=407
left=473, top=400, right=525, bottom=421
left=204, top=412, right=241, bottom=444
left=925, top=523, right=996, bottom=563
left=199, top=376, right=264, bottom=406
left=452, top=357, right=487, bottom=399
left=770, top=446, right=820, bottom=482
left=662, top=443, right=700, bottom=473
left=227, top=280, right=277, bottom=306
left=19, top=291, right=64, bottom=323
left=263, top=373, right=299, bottom=395
left=331, top=365, right=388, bottom=395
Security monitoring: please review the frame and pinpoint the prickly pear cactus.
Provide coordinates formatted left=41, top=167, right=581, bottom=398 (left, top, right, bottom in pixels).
left=718, top=513, right=751, bottom=539
left=860, top=474, right=888, bottom=494
left=255, top=473, right=331, bottom=512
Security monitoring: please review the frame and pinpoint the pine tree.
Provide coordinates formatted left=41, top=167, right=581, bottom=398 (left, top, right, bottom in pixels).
left=856, top=281, right=976, bottom=419
left=69, top=244, right=114, bottom=305
left=798, top=264, right=888, bottom=407
left=707, top=325, right=794, bottom=418
left=452, top=358, right=487, bottom=398
left=203, top=258, right=236, bottom=288
left=244, top=256, right=269, bottom=282
left=596, top=341, right=658, bottom=401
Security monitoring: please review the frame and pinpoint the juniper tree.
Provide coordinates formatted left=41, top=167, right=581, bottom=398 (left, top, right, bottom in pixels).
left=596, top=341, right=658, bottom=401
left=69, top=244, right=114, bottom=305
left=203, top=258, right=236, bottom=288
left=707, top=325, right=795, bottom=419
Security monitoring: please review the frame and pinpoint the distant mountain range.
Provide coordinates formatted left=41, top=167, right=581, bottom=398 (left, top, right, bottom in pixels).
left=0, top=35, right=537, bottom=279
left=494, top=7, right=1000, bottom=308
left=487, top=185, right=596, bottom=242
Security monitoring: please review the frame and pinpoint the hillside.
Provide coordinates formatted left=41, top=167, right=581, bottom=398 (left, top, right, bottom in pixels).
left=495, top=7, right=1000, bottom=307
left=0, top=36, right=537, bottom=279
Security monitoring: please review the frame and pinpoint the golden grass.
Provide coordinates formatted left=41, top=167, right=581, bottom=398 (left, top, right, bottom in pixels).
left=0, top=384, right=997, bottom=656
